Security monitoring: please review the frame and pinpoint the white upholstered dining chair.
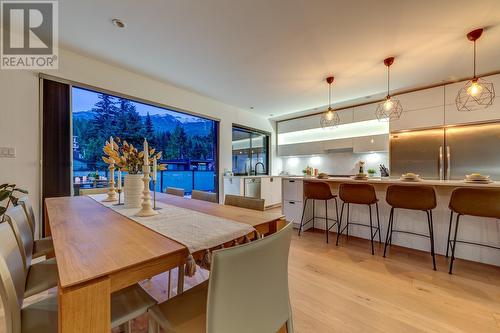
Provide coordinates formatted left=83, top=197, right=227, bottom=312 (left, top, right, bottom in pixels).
left=0, top=218, right=158, bottom=333
left=17, top=196, right=54, bottom=259
left=191, top=190, right=218, bottom=203
left=166, top=187, right=185, bottom=197
left=224, top=194, right=265, bottom=211
left=147, top=222, right=294, bottom=333
left=4, top=206, right=59, bottom=298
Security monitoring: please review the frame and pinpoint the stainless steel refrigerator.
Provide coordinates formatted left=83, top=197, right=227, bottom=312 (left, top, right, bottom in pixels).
left=390, top=122, right=500, bottom=180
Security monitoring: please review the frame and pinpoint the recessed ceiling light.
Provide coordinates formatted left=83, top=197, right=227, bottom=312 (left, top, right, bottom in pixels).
left=112, top=18, right=126, bottom=28
left=250, top=106, right=254, bottom=109
left=269, top=113, right=274, bottom=117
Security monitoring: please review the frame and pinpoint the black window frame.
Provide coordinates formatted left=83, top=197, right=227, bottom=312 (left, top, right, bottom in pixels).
left=231, top=124, right=270, bottom=176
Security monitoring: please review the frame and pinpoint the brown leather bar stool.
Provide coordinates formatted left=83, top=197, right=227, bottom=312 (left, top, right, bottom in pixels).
left=446, top=187, right=500, bottom=274
left=298, top=181, right=339, bottom=243
left=383, top=185, right=437, bottom=270
left=336, top=183, right=381, bottom=255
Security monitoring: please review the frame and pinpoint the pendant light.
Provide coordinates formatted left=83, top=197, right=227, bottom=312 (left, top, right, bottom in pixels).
left=455, top=28, right=495, bottom=112
left=320, top=76, right=340, bottom=128
left=375, top=57, right=403, bottom=121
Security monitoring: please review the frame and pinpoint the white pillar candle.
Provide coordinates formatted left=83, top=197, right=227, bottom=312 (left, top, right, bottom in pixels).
left=143, top=139, right=149, bottom=165
left=152, top=157, right=157, bottom=181
left=117, top=170, right=122, bottom=189
left=110, top=136, right=114, bottom=151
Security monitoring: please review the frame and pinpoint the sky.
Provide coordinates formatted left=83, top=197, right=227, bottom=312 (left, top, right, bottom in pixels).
left=72, top=86, right=202, bottom=122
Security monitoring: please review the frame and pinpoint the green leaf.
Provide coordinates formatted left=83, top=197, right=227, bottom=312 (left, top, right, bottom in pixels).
left=0, top=184, right=8, bottom=189
left=13, top=188, right=28, bottom=194
left=0, top=191, right=11, bottom=201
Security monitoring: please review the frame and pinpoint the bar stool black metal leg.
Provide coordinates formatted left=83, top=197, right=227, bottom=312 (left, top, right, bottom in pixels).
left=312, top=199, right=316, bottom=229
left=426, top=210, right=437, bottom=271
left=346, top=203, right=350, bottom=239
left=325, top=200, right=329, bottom=244
left=389, top=209, right=395, bottom=246
left=334, top=197, right=340, bottom=232
left=445, top=211, right=454, bottom=258
left=449, top=214, right=461, bottom=274
left=383, top=207, right=394, bottom=257
left=375, top=202, right=382, bottom=243
left=336, top=202, right=345, bottom=246
left=369, top=204, right=374, bottom=255
left=298, top=198, right=308, bottom=236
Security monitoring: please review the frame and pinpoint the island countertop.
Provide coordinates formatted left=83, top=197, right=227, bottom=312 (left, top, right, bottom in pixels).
left=280, top=176, right=500, bottom=188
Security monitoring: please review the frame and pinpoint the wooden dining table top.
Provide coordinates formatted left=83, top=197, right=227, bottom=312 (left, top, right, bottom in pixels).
left=44, top=194, right=284, bottom=289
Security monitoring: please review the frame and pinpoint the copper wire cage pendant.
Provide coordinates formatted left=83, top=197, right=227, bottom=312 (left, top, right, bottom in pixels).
left=320, top=76, right=340, bottom=128
left=375, top=57, right=403, bottom=122
left=456, top=28, right=495, bottom=112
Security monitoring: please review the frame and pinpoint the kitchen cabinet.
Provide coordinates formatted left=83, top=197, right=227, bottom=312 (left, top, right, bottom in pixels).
left=261, top=177, right=282, bottom=207
left=278, top=141, right=324, bottom=156
left=444, top=73, right=500, bottom=125
left=282, top=178, right=303, bottom=202
left=389, top=86, right=445, bottom=132
left=223, top=177, right=243, bottom=197
left=352, top=134, right=389, bottom=153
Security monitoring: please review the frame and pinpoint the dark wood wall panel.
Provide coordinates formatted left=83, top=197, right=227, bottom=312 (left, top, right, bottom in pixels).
left=42, top=79, right=70, bottom=234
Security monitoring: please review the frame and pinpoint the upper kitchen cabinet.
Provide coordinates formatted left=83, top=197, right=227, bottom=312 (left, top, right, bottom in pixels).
left=444, top=73, right=500, bottom=126
left=389, top=86, right=445, bottom=132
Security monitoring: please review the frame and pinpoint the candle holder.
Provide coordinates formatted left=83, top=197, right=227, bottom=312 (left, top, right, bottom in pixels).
left=113, top=188, right=123, bottom=206
left=153, top=180, right=162, bottom=210
left=136, top=165, right=158, bottom=217
left=103, top=164, right=117, bottom=202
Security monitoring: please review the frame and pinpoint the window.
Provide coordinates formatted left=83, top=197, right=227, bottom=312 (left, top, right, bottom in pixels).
left=231, top=125, right=270, bottom=176
left=71, top=86, right=219, bottom=196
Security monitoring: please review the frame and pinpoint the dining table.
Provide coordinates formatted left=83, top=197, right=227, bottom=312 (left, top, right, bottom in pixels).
left=44, top=192, right=285, bottom=333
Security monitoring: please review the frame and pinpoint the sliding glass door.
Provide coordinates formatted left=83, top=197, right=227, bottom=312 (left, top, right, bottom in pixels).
left=70, top=86, right=219, bottom=196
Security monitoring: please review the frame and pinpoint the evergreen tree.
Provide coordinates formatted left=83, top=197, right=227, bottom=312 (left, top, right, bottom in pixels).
left=144, top=112, right=155, bottom=144
left=90, top=94, right=119, bottom=140
left=117, top=98, right=144, bottom=146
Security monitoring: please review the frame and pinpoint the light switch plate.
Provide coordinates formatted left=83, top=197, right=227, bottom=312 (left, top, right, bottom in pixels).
left=0, top=147, right=15, bottom=158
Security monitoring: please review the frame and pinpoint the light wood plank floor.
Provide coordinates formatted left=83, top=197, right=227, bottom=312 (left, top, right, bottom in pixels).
left=1, top=230, right=499, bottom=332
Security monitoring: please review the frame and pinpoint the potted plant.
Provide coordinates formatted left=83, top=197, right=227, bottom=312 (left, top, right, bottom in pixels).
left=0, top=184, right=28, bottom=222
left=102, top=138, right=165, bottom=208
left=367, top=168, right=376, bottom=178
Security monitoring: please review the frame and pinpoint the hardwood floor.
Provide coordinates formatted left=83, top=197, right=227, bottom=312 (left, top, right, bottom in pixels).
left=1, top=230, right=499, bottom=332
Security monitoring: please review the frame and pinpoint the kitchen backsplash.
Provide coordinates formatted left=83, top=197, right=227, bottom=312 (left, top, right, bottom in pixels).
left=277, top=151, right=389, bottom=176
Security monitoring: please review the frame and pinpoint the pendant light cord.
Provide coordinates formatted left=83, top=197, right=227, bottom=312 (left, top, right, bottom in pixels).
left=387, top=65, right=391, bottom=97
left=473, top=40, right=477, bottom=78
left=328, top=82, right=332, bottom=109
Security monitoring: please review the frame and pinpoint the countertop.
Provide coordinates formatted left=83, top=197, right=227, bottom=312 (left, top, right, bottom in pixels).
left=223, top=175, right=282, bottom=178
left=281, top=176, right=500, bottom=188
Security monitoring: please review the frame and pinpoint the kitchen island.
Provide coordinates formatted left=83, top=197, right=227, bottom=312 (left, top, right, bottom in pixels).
left=282, top=176, right=500, bottom=266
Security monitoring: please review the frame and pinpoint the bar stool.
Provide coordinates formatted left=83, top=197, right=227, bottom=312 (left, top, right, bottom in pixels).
left=298, top=181, right=339, bottom=243
left=446, top=187, right=500, bottom=274
left=336, top=183, right=381, bottom=255
left=383, top=185, right=437, bottom=270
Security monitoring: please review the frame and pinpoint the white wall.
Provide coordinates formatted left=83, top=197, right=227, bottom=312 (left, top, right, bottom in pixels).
left=0, top=48, right=276, bottom=225
left=280, top=151, right=389, bottom=176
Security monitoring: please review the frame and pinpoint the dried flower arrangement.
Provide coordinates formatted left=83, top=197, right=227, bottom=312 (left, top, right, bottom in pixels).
left=102, top=137, right=166, bottom=174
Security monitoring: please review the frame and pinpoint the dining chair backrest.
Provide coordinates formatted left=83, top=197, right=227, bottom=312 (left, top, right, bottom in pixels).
left=191, top=190, right=218, bottom=203
left=207, top=222, right=293, bottom=333
left=224, top=194, right=265, bottom=211
left=0, top=222, right=26, bottom=333
left=17, top=196, right=36, bottom=238
left=79, top=187, right=108, bottom=196
left=5, top=206, right=33, bottom=273
left=166, top=187, right=185, bottom=197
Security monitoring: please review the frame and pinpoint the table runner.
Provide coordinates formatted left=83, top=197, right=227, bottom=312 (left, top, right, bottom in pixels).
left=89, top=194, right=255, bottom=275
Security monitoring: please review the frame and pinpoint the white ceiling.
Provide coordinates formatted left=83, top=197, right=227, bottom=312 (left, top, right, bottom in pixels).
left=59, top=0, right=500, bottom=118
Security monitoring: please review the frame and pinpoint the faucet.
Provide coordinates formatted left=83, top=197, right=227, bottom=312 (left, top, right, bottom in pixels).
left=254, top=162, right=266, bottom=175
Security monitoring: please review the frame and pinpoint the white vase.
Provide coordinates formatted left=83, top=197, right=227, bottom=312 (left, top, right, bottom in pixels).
left=124, top=173, right=144, bottom=208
